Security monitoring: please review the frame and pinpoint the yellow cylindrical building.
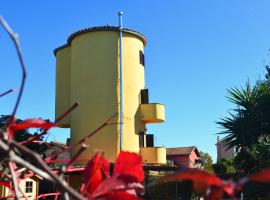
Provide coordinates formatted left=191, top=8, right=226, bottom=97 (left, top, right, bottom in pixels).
left=55, top=26, right=165, bottom=163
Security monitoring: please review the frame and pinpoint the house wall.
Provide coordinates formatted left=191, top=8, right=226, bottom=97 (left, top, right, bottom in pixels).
left=167, top=149, right=200, bottom=168
left=189, top=149, right=199, bottom=168
left=167, top=155, right=190, bottom=167
left=19, top=177, right=38, bottom=200
left=216, top=141, right=234, bottom=163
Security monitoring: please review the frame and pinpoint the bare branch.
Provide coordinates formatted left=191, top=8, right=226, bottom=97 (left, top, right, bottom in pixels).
left=65, top=143, right=88, bottom=170
left=18, top=184, right=30, bottom=200
left=0, top=89, right=15, bottom=98
left=10, top=140, right=86, bottom=200
left=0, top=16, right=27, bottom=124
left=21, top=102, right=79, bottom=145
left=8, top=161, right=19, bottom=200
left=45, top=113, right=117, bottom=162
left=55, top=102, right=79, bottom=123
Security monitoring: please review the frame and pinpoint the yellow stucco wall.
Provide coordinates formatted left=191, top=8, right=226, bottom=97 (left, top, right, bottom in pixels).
left=121, top=33, right=146, bottom=153
left=55, top=47, right=71, bottom=127
left=69, top=31, right=119, bottom=162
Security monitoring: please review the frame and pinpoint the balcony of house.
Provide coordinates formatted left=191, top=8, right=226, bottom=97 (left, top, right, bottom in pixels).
left=139, top=147, right=166, bottom=164
left=140, top=103, right=165, bottom=123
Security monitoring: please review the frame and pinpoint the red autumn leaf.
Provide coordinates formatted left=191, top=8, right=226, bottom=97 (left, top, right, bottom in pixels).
left=157, top=168, right=237, bottom=199
left=193, top=180, right=211, bottom=196
left=96, top=191, right=141, bottom=200
left=219, top=180, right=235, bottom=197
left=249, top=167, right=270, bottom=183
left=206, top=187, right=224, bottom=200
left=84, top=154, right=110, bottom=194
left=158, top=169, right=222, bottom=188
left=7, top=127, right=14, bottom=139
left=11, top=118, right=57, bottom=130
left=157, top=169, right=235, bottom=199
left=113, top=151, right=144, bottom=183
left=91, top=175, right=144, bottom=199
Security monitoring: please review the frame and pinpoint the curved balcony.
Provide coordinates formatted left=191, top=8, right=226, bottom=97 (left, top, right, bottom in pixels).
left=140, top=103, right=165, bottom=123
left=139, top=147, right=166, bottom=164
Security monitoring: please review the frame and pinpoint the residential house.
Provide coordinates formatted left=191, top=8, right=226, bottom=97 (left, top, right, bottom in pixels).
left=166, top=146, right=201, bottom=168
left=0, top=171, right=42, bottom=200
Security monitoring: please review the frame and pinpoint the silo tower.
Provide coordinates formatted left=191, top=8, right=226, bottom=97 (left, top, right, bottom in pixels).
left=54, top=26, right=165, bottom=164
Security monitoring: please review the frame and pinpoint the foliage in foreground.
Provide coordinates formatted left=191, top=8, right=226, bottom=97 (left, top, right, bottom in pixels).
left=1, top=15, right=270, bottom=200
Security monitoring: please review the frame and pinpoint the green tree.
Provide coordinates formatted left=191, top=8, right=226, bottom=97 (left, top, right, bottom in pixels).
left=217, top=82, right=270, bottom=150
left=199, top=151, right=213, bottom=172
left=212, top=158, right=236, bottom=175
left=216, top=67, right=270, bottom=174
left=233, top=135, right=270, bottom=174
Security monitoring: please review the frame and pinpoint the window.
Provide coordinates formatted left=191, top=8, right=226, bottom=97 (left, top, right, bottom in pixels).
left=139, top=131, right=145, bottom=148
left=139, top=50, right=145, bottom=66
left=146, top=134, right=154, bottom=147
left=140, top=89, right=149, bottom=104
left=25, top=181, right=33, bottom=193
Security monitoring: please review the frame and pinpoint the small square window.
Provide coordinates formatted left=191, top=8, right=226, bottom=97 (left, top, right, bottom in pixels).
left=25, top=181, right=33, bottom=193
left=139, top=50, right=145, bottom=66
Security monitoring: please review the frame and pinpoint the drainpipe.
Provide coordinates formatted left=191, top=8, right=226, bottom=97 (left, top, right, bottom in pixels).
left=118, top=11, right=123, bottom=151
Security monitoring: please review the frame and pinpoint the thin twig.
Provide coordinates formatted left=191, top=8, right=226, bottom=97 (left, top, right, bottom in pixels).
left=65, top=143, right=88, bottom=170
left=0, top=140, right=53, bottom=181
left=8, top=161, right=19, bottom=200
left=0, top=16, right=27, bottom=124
left=55, top=102, right=79, bottom=123
left=45, top=113, right=117, bottom=162
left=0, top=89, right=15, bottom=98
left=21, top=102, right=79, bottom=145
left=18, top=184, right=30, bottom=200
left=11, top=153, right=53, bottom=181
left=10, top=140, right=85, bottom=200
left=36, top=193, right=60, bottom=199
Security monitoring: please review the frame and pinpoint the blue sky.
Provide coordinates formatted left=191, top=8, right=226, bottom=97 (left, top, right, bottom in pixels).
left=1, top=1, right=270, bottom=161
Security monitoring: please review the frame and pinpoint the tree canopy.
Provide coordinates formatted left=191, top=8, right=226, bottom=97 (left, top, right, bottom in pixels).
left=199, top=151, right=213, bottom=172
left=216, top=67, right=270, bottom=174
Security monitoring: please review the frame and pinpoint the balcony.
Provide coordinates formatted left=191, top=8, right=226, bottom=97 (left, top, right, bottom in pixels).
left=140, top=103, right=165, bottom=123
left=139, top=147, right=166, bottom=164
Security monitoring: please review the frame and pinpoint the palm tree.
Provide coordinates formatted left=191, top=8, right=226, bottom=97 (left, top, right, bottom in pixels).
left=217, top=82, right=263, bottom=150
left=216, top=68, right=270, bottom=174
